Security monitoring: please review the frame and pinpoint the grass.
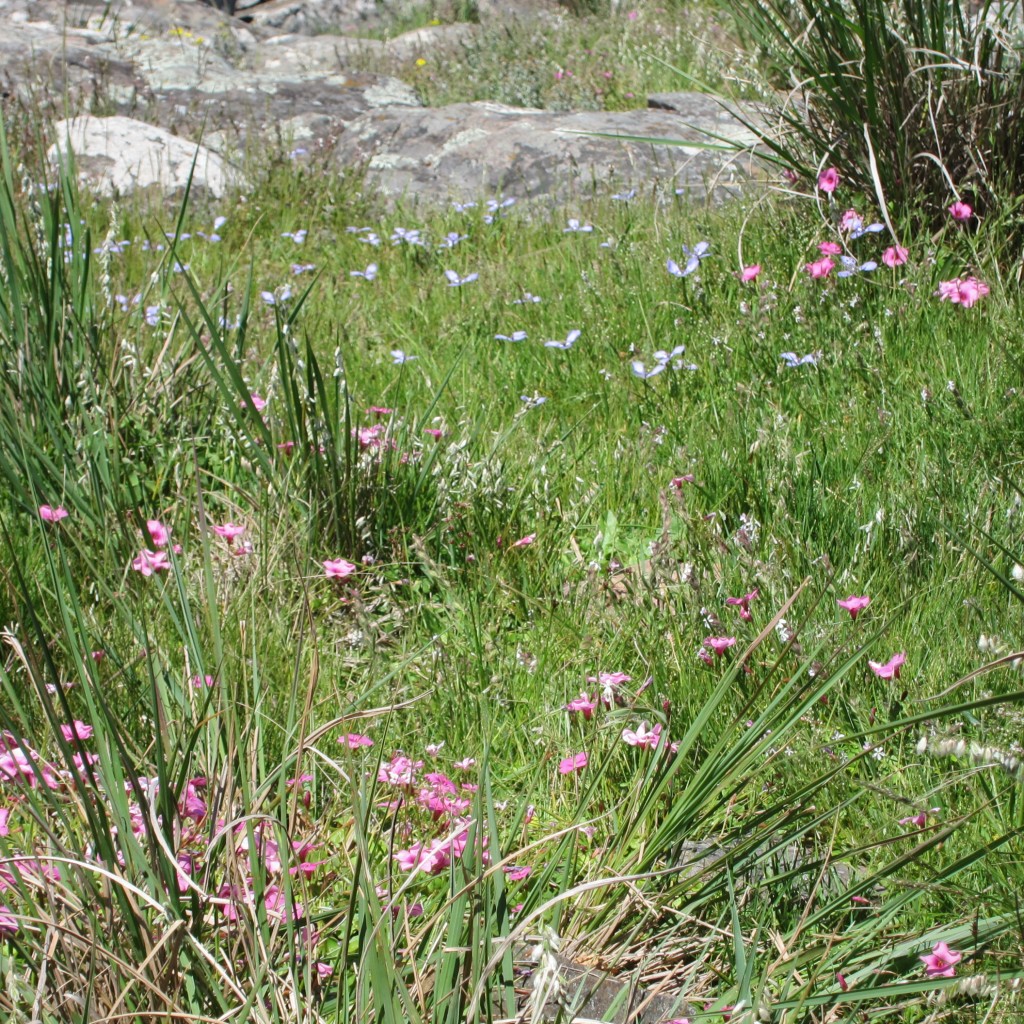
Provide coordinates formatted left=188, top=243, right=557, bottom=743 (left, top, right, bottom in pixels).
left=1, top=43, right=1024, bottom=1023
left=347, top=4, right=742, bottom=112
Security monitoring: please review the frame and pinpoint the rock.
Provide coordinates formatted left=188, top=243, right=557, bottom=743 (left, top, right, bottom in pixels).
left=49, top=115, right=235, bottom=197
left=515, top=946, right=695, bottom=1024
left=337, top=97, right=760, bottom=204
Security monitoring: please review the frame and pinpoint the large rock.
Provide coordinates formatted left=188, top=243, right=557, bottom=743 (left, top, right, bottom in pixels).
left=337, top=97, right=760, bottom=204
left=49, top=116, right=235, bottom=197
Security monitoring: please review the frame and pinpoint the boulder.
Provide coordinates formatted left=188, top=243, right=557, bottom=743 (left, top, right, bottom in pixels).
left=337, top=96, right=760, bottom=204
left=49, top=116, right=235, bottom=197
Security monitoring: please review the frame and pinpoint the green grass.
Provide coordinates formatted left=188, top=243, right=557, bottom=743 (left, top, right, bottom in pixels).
left=346, top=4, right=742, bottom=111
left=0, top=107, right=1023, bottom=1021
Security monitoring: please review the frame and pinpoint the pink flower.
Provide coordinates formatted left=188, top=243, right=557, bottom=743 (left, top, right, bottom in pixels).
left=818, top=167, right=839, bottom=193
left=920, top=941, right=961, bottom=979
left=740, top=264, right=761, bottom=282
left=839, top=209, right=862, bottom=231
left=725, top=588, right=759, bottom=621
left=868, top=651, right=906, bottom=679
left=323, top=558, right=357, bottom=579
left=243, top=392, right=267, bottom=412
left=899, top=810, right=928, bottom=828
left=671, top=474, right=695, bottom=488
left=504, top=864, right=532, bottom=881
left=146, top=519, right=170, bottom=548
left=339, top=733, right=373, bottom=749
left=191, top=674, right=216, bottom=687
left=132, top=549, right=170, bottom=576
left=559, top=751, right=588, bottom=774
left=212, top=523, right=245, bottom=542
left=368, top=405, right=393, bottom=417
left=948, top=201, right=972, bottom=222
left=626, top=8, right=639, bottom=18
left=424, top=428, right=445, bottom=439
left=453, top=757, right=476, bottom=770
left=0, top=806, right=11, bottom=836
left=511, top=533, right=536, bottom=548
left=837, top=595, right=870, bottom=620
left=805, top=256, right=836, bottom=279
left=589, top=671, right=631, bottom=687
left=704, top=636, right=737, bottom=656
left=565, top=692, right=597, bottom=719
left=882, top=245, right=908, bottom=268
left=818, top=241, right=842, bottom=256
left=935, top=277, right=990, bottom=308
left=0, top=905, right=17, bottom=934
left=622, top=722, right=662, bottom=749
left=38, top=505, right=68, bottom=522
left=60, top=721, right=93, bottom=743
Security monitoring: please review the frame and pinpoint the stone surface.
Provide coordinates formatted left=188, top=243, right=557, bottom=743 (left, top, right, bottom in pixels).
left=49, top=115, right=235, bottom=196
left=3, top=0, right=764, bottom=206
left=340, top=98, right=759, bottom=203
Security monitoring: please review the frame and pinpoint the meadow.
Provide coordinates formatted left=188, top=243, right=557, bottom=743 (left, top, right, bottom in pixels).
left=1, top=2, right=1024, bottom=1021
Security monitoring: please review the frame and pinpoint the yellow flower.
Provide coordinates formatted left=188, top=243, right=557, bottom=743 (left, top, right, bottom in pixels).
left=415, top=58, right=427, bottom=67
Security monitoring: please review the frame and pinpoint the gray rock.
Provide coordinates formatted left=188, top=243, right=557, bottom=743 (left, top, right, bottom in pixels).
left=515, top=946, right=696, bottom=1024
left=337, top=97, right=759, bottom=204
left=49, top=115, right=236, bottom=196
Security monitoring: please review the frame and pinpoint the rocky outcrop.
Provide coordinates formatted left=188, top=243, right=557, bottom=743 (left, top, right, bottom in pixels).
left=49, top=115, right=235, bottom=195
left=4, top=0, right=763, bottom=205
left=341, top=97, right=758, bottom=204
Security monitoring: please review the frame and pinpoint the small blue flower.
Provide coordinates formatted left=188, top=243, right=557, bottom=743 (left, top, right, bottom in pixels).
left=445, top=269, right=479, bottom=287
left=544, top=329, right=581, bottom=350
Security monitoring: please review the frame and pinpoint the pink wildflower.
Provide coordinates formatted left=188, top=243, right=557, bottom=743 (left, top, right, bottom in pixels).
left=566, top=692, right=597, bottom=719
left=868, top=651, right=906, bottom=679
left=132, top=549, right=170, bottom=576
left=511, top=533, right=536, bottom=548
left=191, top=674, right=216, bottom=687
left=805, top=256, right=835, bottom=279
left=837, top=595, right=870, bottom=620
left=243, top=392, right=267, bottom=412
left=0, top=806, right=11, bottom=836
left=504, top=864, right=532, bottom=881
left=725, top=588, right=759, bottom=621
left=948, top=201, right=972, bottom=222
left=920, top=941, right=961, bottom=979
left=38, top=505, right=68, bottom=522
left=882, top=245, right=908, bottom=268
left=213, top=523, right=245, bottom=542
left=146, top=519, right=170, bottom=548
left=704, top=636, right=737, bottom=656
left=740, top=264, right=761, bottom=282
left=839, top=209, right=862, bottom=231
left=0, top=905, right=17, bottom=934
left=935, top=277, right=990, bottom=308
left=818, top=241, right=842, bottom=256
left=621, top=722, right=662, bottom=749
left=670, top=474, right=695, bottom=487
left=339, top=733, right=373, bottom=749
left=559, top=751, right=588, bottom=774
left=60, top=721, right=93, bottom=744
left=818, top=167, right=839, bottom=193
left=323, top=558, right=357, bottom=579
